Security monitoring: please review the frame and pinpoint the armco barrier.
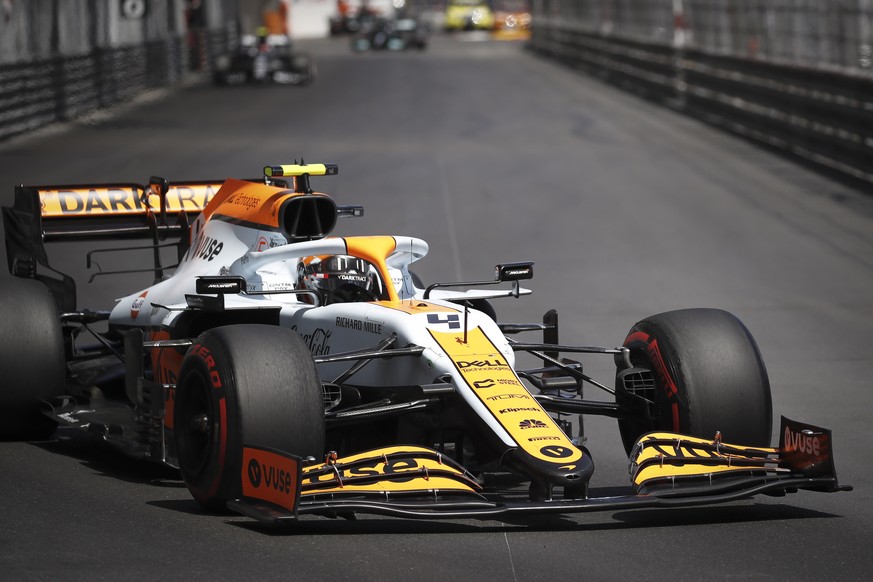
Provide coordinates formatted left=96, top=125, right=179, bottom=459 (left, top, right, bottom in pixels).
left=530, top=23, right=873, bottom=187
left=0, top=32, right=227, bottom=143
left=532, top=25, right=679, bottom=105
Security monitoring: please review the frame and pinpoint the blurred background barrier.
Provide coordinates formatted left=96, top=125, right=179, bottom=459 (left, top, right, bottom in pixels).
left=0, top=0, right=238, bottom=141
left=529, top=0, right=873, bottom=187
left=3, top=0, right=873, bottom=188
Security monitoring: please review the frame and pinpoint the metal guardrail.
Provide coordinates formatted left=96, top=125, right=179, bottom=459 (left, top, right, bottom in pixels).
left=0, top=31, right=230, bottom=143
left=530, top=20, right=873, bottom=188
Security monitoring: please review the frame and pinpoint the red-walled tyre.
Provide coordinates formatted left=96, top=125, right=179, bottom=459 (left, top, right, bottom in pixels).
left=0, top=277, right=64, bottom=440
left=174, top=324, right=324, bottom=511
left=617, top=308, right=772, bottom=454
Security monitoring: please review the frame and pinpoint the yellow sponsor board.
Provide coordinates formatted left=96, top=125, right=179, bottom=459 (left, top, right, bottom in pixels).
left=430, top=327, right=583, bottom=466
left=38, top=183, right=221, bottom=217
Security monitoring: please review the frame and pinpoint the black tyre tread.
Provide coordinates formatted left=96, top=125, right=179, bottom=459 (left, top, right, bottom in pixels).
left=175, top=324, right=324, bottom=509
left=619, top=308, right=772, bottom=452
left=0, top=277, right=64, bottom=440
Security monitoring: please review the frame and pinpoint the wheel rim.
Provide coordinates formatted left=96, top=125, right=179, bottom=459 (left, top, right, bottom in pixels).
left=177, top=371, right=213, bottom=477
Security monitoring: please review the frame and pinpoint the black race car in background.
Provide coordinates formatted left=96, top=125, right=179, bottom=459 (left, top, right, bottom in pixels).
left=351, top=14, right=429, bottom=52
left=213, top=33, right=316, bottom=86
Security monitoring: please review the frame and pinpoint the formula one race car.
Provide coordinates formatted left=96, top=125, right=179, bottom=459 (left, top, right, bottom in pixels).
left=212, top=33, right=316, bottom=86
left=350, top=15, right=428, bottom=52
left=1, top=164, right=850, bottom=525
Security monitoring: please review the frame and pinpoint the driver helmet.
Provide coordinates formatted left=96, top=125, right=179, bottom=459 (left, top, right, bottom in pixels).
left=298, top=255, right=382, bottom=304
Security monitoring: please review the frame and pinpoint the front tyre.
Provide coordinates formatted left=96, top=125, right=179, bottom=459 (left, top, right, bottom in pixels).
left=174, top=325, right=325, bottom=511
left=617, top=308, right=772, bottom=453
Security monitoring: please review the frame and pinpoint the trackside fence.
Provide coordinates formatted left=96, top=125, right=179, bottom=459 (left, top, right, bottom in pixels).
left=0, top=30, right=236, bottom=143
left=0, top=0, right=237, bottom=143
left=529, top=0, right=873, bottom=187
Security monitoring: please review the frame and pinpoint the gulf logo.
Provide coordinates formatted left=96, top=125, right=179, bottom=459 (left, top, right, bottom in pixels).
left=130, top=291, right=148, bottom=320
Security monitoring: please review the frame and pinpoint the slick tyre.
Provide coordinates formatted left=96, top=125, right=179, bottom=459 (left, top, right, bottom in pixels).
left=617, top=308, right=772, bottom=454
left=0, top=277, right=64, bottom=440
left=174, top=325, right=325, bottom=511
left=292, top=53, right=316, bottom=85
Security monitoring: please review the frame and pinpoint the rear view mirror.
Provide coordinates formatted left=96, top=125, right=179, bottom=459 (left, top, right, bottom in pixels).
left=496, top=262, right=533, bottom=282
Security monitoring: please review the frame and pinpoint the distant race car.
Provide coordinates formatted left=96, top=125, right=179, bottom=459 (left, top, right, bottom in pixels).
left=213, top=33, right=316, bottom=86
left=351, top=15, right=428, bottom=52
left=1, top=163, right=850, bottom=525
left=329, top=0, right=384, bottom=36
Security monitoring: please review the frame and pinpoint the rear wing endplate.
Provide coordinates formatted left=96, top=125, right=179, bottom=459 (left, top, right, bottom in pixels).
left=2, top=178, right=222, bottom=311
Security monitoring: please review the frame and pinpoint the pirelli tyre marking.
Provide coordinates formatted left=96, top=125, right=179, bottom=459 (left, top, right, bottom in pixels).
left=430, top=327, right=583, bottom=466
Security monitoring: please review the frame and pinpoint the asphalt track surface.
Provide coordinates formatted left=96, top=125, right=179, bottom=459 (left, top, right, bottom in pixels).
left=1, top=34, right=873, bottom=581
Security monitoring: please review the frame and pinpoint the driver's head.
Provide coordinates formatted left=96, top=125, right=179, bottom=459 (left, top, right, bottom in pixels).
left=298, top=255, right=381, bottom=304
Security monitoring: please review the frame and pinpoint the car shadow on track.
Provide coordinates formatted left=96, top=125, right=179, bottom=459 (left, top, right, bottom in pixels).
left=219, top=500, right=840, bottom=537
left=610, top=503, right=837, bottom=529
left=33, top=427, right=184, bottom=487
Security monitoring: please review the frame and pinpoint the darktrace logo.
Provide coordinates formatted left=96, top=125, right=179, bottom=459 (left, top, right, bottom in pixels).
left=473, top=379, right=496, bottom=389
left=519, top=419, right=547, bottom=430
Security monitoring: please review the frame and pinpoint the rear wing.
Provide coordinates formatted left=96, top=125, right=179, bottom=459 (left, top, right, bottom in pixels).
left=3, top=164, right=354, bottom=312
left=9, top=164, right=343, bottom=244
left=3, top=178, right=222, bottom=311
left=28, top=178, right=222, bottom=241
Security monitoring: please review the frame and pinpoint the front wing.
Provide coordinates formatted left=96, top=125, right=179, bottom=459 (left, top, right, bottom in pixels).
left=228, top=417, right=851, bottom=525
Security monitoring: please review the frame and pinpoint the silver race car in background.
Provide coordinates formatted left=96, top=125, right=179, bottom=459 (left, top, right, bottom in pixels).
left=1, top=163, right=850, bottom=525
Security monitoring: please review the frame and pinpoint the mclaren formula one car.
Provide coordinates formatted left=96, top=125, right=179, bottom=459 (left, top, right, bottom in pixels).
left=1, top=164, right=850, bottom=525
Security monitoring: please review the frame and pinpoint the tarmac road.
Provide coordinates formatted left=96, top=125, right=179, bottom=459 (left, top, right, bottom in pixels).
left=1, top=34, right=872, bottom=581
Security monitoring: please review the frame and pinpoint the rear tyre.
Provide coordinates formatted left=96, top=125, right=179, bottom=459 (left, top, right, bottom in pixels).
left=617, top=308, right=772, bottom=454
left=174, top=324, right=324, bottom=510
left=0, top=277, right=64, bottom=440
left=292, top=53, right=316, bottom=85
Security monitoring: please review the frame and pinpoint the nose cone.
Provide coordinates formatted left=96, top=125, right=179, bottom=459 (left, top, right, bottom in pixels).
left=507, top=445, right=595, bottom=500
